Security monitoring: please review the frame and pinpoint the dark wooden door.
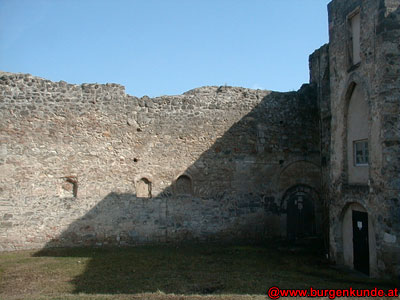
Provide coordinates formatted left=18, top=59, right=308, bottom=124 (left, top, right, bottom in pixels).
left=287, top=193, right=315, bottom=239
left=352, top=210, right=369, bottom=275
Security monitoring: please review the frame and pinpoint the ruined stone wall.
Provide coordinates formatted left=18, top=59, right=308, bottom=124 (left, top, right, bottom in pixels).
left=327, top=0, right=400, bottom=277
left=309, top=43, right=331, bottom=252
left=0, top=72, right=321, bottom=250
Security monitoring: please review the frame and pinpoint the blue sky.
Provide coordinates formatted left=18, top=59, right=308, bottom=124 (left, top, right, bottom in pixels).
left=0, top=0, right=330, bottom=97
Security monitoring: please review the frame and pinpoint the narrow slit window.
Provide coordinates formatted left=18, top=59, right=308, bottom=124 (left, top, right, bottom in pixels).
left=350, top=12, right=361, bottom=65
left=354, top=140, right=368, bottom=166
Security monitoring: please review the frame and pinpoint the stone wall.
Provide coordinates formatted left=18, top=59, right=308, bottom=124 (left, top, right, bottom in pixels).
left=0, top=72, right=322, bottom=250
left=327, top=0, right=400, bottom=277
left=1, top=0, right=398, bottom=281
left=309, top=44, right=331, bottom=249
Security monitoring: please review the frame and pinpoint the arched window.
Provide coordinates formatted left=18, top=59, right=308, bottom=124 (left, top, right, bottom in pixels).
left=136, top=178, right=152, bottom=198
left=346, top=84, right=369, bottom=184
left=175, top=175, right=192, bottom=195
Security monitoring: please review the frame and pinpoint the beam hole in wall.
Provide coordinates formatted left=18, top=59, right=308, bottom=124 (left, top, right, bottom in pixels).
left=133, top=158, right=138, bottom=163
left=62, top=176, right=78, bottom=198
left=136, top=178, right=152, bottom=198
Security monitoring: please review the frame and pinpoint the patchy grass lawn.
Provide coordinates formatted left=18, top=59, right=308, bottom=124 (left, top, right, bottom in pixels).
left=0, top=240, right=397, bottom=300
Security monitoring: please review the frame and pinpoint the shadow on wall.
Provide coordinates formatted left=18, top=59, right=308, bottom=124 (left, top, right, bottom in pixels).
left=34, top=84, right=323, bottom=294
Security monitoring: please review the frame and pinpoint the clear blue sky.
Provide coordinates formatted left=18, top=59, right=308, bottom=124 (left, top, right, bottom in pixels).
left=0, top=0, right=330, bottom=97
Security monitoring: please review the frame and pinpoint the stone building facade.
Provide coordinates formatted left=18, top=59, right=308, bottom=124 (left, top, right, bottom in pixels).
left=323, top=0, right=400, bottom=278
left=0, top=0, right=398, bottom=280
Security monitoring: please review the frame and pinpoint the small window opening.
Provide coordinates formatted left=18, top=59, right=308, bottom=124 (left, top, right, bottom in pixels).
left=175, top=175, right=192, bottom=195
left=354, top=140, right=368, bottom=166
left=349, top=11, right=361, bottom=65
left=136, top=178, right=152, bottom=198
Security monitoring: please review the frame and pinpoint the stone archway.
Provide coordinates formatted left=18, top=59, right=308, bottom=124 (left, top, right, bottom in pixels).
left=282, top=185, right=318, bottom=240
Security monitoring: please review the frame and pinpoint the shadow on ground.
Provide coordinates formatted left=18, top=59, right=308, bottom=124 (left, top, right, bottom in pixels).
left=34, top=239, right=397, bottom=295
left=29, top=85, right=389, bottom=295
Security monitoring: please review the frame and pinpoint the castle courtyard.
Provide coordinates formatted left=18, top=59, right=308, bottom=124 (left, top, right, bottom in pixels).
left=0, top=241, right=397, bottom=299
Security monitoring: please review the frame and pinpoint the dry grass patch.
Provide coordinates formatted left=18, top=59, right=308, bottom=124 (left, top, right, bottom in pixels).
left=0, top=240, right=397, bottom=299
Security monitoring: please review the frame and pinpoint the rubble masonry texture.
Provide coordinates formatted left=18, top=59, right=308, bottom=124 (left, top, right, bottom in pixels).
left=0, top=0, right=398, bottom=279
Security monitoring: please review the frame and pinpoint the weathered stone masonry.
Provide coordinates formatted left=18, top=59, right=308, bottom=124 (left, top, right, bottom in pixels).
left=0, top=0, right=399, bottom=280
left=325, top=0, right=400, bottom=278
left=0, top=72, right=322, bottom=250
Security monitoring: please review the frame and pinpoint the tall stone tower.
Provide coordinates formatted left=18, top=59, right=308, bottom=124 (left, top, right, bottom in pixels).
left=325, top=0, right=400, bottom=278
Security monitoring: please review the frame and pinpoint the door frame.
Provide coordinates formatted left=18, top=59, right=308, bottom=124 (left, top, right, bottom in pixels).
left=352, top=210, right=370, bottom=275
left=340, top=202, right=377, bottom=276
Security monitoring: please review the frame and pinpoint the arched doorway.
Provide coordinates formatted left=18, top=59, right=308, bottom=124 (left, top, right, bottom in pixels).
left=283, top=185, right=317, bottom=240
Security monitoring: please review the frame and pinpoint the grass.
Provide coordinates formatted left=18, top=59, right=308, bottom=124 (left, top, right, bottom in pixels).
left=0, top=239, right=397, bottom=299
